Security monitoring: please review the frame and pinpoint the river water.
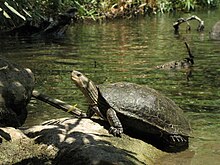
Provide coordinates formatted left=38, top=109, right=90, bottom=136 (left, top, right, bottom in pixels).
left=1, top=9, right=220, bottom=165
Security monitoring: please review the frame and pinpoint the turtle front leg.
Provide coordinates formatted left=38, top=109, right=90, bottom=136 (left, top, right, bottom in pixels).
left=86, top=106, right=95, bottom=118
left=106, top=108, right=123, bottom=137
left=87, top=105, right=106, bottom=120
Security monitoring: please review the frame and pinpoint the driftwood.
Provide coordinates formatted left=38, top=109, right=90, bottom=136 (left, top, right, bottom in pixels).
left=32, top=90, right=86, bottom=118
left=173, top=15, right=204, bottom=33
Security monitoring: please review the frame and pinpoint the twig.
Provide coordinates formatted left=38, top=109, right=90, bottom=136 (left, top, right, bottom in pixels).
left=32, top=90, right=86, bottom=118
left=184, top=42, right=194, bottom=59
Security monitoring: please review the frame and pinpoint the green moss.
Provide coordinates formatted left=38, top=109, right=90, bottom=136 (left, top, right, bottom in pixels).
left=0, top=138, right=57, bottom=164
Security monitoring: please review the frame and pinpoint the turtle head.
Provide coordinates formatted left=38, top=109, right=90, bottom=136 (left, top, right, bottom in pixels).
left=71, top=70, right=90, bottom=89
left=71, top=70, right=98, bottom=104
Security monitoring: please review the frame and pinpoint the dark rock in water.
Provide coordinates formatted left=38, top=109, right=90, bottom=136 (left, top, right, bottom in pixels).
left=37, top=8, right=77, bottom=37
left=210, top=21, right=220, bottom=40
left=0, top=58, right=34, bottom=127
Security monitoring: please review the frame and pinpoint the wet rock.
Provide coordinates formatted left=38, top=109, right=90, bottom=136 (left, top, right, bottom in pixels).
left=23, top=117, right=165, bottom=165
left=0, top=58, right=35, bottom=127
left=210, top=21, right=220, bottom=40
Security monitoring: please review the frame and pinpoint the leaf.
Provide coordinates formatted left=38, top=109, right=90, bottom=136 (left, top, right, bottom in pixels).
left=3, top=11, right=11, bottom=19
left=4, top=2, right=26, bottom=20
left=22, top=9, right=32, bottom=17
left=74, top=1, right=96, bottom=21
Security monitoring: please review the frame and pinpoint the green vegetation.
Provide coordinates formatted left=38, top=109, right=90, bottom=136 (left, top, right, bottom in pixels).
left=158, top=0, right=219, bottom=12
left=0, top=0, right=219, bottom=31
left=28, top=0, right=220, bottom=19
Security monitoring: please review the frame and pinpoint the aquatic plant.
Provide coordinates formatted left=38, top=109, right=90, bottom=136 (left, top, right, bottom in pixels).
left=182, top=0, right=197, bottom=11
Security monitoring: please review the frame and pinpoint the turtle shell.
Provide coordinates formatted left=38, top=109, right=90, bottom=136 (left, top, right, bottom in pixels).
left=98, top=82, right=191, bottom=137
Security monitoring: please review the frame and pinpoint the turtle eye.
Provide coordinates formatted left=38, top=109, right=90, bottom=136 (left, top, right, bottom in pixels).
left=77, top=73, right=81, bottom=77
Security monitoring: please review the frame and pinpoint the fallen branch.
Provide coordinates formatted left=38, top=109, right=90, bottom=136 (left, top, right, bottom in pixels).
left=32, top=90, right=86, bottom=118
left=173, top=15, right=204, bottom=33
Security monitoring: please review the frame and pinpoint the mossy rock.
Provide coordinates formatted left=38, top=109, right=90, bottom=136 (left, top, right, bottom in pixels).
left=0, top=127, right=57, bottom=164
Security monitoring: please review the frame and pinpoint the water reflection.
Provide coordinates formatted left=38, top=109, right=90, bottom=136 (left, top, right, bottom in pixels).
left=1, top=9, right=220, bottom=164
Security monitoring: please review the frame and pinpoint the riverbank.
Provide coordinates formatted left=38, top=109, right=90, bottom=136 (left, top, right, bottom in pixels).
left=0, top=0, right=219, bottom=33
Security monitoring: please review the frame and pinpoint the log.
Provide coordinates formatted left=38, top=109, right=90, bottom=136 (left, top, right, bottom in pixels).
left=32, top=90, right=86, bottom=117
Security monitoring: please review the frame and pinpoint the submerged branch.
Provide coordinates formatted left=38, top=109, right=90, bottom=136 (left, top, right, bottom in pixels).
left=32, top=90, right=86, bottom=118
left=173, top=15, right=204, bottom=33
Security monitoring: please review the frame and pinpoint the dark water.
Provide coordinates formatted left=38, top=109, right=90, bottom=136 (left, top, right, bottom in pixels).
left=1, top=9, right=220, bottom=164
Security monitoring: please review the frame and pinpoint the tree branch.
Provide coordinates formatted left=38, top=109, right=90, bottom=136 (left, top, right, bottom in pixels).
left=173, top=15, right=204, bottom=33
left=32, top=90, right=86, bottom=118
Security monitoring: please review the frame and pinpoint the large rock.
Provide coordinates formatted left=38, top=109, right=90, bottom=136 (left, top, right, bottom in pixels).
left=210, top=21, right=220, bottom=40
left=0, top=58, right=35, bottom=127
left=23, top=117, right=165, bottom=165
left=0, top=118, right=166, bottom=164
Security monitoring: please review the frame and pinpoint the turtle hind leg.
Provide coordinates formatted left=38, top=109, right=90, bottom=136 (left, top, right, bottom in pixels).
left=166, top=134, right=189, bottom=148
left=106, top=108, right=123, bottom=137
left=170, top=134, right=188, bottom=143
left=161, top=134, right=189, bottom=152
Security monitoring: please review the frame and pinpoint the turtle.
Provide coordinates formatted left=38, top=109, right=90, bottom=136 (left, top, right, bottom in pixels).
left=71, top=70, right=191, bottom=149
left=156, top=42, right=194, bottom=70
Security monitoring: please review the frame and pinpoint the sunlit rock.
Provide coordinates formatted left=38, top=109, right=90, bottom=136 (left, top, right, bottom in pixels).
left=23, top=117, right=165, bottom=165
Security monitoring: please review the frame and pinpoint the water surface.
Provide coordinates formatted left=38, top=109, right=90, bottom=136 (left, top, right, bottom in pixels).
left=1, top=9, right=220, bottom=165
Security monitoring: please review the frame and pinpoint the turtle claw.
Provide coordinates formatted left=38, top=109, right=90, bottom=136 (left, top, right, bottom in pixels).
left=170, top=135, right=187, bottom=143
left=109, top=126, right=123, bottom=137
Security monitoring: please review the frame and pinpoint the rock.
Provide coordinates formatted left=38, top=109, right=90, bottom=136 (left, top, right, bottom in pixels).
left=23, top=117, right=165, bottom=165
left=0, top=58, right=35, bottom=127
left=0, top=127, right=57, bottom=164
left=0, top=127, right=26, bottom=141
left=0, top=118, right=166, bottom=164
left=210, top=21, right=220, bottom=40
